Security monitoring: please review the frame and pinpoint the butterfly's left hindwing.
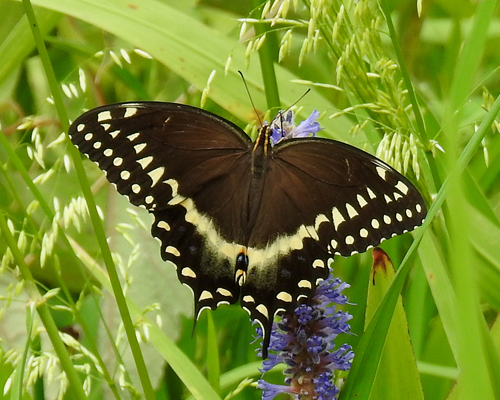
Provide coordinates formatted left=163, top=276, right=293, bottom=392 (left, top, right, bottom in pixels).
left=152, top=206, right=240, bottom=315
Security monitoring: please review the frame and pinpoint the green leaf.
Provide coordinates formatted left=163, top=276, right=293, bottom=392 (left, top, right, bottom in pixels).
left=365, top=248, right=424, bottom=400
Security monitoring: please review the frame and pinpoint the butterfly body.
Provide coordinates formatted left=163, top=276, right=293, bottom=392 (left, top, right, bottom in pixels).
left=69, top=102, right=426, bottom=357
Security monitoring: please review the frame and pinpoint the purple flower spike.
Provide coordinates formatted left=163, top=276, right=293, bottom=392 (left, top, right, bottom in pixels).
left=269, top=109, right=322, bottom=145
left=255, top=272, right=353, bottom=400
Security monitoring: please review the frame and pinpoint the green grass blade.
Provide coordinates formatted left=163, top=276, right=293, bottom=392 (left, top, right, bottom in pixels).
left=365, top=249, right=424, bottom=400
left=21, top=0, right=156, bottom=397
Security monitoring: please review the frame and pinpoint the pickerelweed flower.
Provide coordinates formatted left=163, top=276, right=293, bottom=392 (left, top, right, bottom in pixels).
left=269, top=109, right=321, bottom=145
left=255, top=274, right=354, bottom=400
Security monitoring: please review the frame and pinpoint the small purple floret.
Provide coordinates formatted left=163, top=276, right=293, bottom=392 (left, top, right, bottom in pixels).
left=269, top=110, right=322, bottom=145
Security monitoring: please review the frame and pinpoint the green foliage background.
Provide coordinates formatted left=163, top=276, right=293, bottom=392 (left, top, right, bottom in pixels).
left=1, top=0, right=500, bottom=399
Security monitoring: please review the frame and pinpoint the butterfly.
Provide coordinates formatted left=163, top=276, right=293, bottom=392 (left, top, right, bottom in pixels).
left=69, top=102, right=426, bottom=357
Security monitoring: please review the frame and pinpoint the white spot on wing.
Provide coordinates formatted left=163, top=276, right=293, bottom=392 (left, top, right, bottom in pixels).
left=199, top=290, right=213, bottom=301
left=256, top=304, right=269, bottom=318
left=84, top=133, right=93, bottom=141
left=383, top=215, right=391, bottom=224
left=124, top=107, right=138, bottom=117
left=345, top=235, right=354, bottom=245
left=77, top=123, right=85, bottom=132
left=357, top=194, right=368, bottom=208
left=164, top=178, right=179, bottom=197
left=166, top=246, right=180, bottom=257
left=276, top=292, right=292, bottom=302
left=314, top=214, right=329, bottom=231
left=109, top=130, right=120, bottom=138
left=134, top=143, right=147, bottom=154
left=384, top=194, right=393, bottom=203
left=132, top=184, right=141, bottom=193
left=360, top=228, right=369, bottom=238
left=101, top=123, right=111, bottom=131
left=181, top=267, right=196, bottom=278
left=298, top=280, right=312, bottom=289
left=346, top=203, right=358, bottom=219
left=216, top=288, right=233, bottom=297
left=313, top=259, right=325, bottom=269
left=367, top=187, right=376, bottom=199
left=376, top=166, right=387, bottom=180
left=395, top=181, right=409, bottom=195
left=120, top=170, right=130, bottom=180
left=332, top=207, right=345, bottom=231
left=113, top=157, right=123, bottom=166
left=371, top=218, right=380, bottom=229
left=137, top=156, right=153, bottom=169
left=103, top=148, right=113, bottom=157
left=93, top=141, right=102, bottom=149
left=97, top=111, right=111, bottom=121
left=243, top=295, right=255, bottom=303
left=148, top=166, right=165, bottom=186
left=127, top=132, right=140, bottom=141
left=157, top=221, right=170, bottom=231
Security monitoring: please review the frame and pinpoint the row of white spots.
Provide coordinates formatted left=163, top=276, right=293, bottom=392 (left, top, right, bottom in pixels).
left=332, top=200, right=424, bottom=253
left=95, top=107, right=137, bottom=123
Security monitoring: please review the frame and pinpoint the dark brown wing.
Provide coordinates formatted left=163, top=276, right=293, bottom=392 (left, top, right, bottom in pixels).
left=241, top=137, right=426, bottom=353
left=69, top=102, right=254, bottom=316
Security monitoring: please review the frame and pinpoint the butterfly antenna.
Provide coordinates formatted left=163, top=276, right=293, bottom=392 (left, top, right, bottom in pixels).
left=284, top=88, right=311, bottom=114
left=238, top=70, right=263, bottom=126
left=270, top=88, right=311, bottom=129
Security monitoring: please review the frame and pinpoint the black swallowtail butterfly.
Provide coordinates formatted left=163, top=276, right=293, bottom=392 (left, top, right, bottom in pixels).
left=69, top=102, right=426, bottom=357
